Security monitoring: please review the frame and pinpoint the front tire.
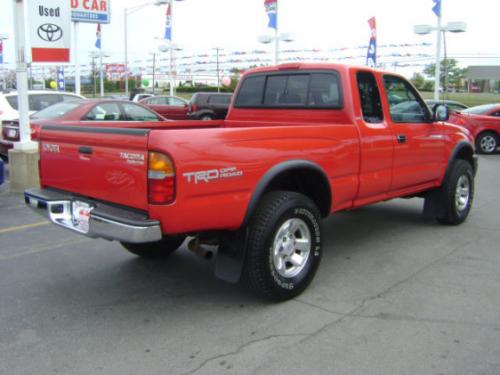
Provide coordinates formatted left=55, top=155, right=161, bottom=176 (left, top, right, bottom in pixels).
left=121, top=235, right=186, bottom=258
left=476, top=132, right=498, bottom=154
left=243, top=191, right=322, bottom=301
left=436, top=159, right=474, bottom=225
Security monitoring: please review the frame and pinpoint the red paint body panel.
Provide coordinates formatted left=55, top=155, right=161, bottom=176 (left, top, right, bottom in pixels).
left=144, top=104, right=189, bottom=120
left=37, top=64, right=474, bottom=235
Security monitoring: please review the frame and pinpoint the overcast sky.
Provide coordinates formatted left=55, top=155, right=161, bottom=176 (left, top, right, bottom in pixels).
left=0, top=0, right=498, bottom=79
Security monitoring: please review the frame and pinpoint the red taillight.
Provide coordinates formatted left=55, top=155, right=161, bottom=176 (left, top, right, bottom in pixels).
left=31, top=124, right=40, bottom=140
left=148, top=151, right=175, bottom=204
left=191, top=103, right=197, bottom=113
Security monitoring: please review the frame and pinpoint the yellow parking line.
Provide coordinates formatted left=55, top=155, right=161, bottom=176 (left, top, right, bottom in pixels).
left=0, top=221, right=49, bottom=234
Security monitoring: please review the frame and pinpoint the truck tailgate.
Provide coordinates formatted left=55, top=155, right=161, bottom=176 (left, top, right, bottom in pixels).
left=39, top=125, right=150, bottom=210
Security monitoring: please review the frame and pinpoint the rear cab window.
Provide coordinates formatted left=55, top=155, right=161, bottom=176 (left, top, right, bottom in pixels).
left=234, top=70, right=342, bottom=109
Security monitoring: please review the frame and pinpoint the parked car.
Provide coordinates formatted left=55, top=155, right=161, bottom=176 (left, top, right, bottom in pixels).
left=391, top=99, right=468, bottom=116
left=25, top=63, right=476, bottom=301
left=448, top=103, right=500, bottom=154
left=0, top=100, right=165, bottom=159
left=0, top=90, right=84, bottom=122
left=140, top=96, right=190, bottom=120
left=188, top=92, right=232, bottom=120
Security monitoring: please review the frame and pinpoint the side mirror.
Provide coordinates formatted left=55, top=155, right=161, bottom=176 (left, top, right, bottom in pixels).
left=433, top=104, right=449, bottom=122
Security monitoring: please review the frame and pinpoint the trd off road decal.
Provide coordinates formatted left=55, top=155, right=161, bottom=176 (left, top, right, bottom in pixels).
left=183, top=167, right=243, bottom=184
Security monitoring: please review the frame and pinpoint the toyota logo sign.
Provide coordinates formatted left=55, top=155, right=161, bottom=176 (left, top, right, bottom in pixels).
left=37, top=23, right=63, bottom=42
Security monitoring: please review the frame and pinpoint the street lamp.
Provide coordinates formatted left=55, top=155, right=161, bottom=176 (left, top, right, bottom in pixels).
left=159, top=42, right=182, bottom=96
left=414, top=21, right=466, bottom=100
left=258, top=32, right=294, bottom=65
left=89, top=50, right=109, bottom=97
left=124, top=0, right=168, bottom=98
left=212, top=47, right=223, bottom=92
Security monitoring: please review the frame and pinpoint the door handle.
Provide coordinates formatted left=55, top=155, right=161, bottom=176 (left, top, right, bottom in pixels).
left=397, top=134, right=407, bottom=144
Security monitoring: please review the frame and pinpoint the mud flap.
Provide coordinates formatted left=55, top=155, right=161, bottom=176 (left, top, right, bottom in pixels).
left=423, top=188, right=446, bottom=219
left=214, top=228, right=249, bottom=284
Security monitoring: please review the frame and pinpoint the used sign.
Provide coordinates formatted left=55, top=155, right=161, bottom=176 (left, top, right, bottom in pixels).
left=29, top=0, right=71, bottom=63
left=71, top=0, right=111, bottom=24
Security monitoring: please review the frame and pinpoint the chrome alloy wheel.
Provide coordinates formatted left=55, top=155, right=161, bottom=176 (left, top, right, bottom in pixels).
left=480, top=135, right=497, bottom=153
left=455, top=175, right=471, bottom=212
left=272, top=218, right=311, bottom=278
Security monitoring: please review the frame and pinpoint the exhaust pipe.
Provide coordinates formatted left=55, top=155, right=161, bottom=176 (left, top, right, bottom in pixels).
left=188, top=237, right=214, bottom=260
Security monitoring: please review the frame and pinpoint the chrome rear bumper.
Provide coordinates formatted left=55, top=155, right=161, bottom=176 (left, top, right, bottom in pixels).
left=24, top=188, right=162, bottom=243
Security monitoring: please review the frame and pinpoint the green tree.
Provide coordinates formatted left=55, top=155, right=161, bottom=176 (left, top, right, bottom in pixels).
left=423, top=58, right=467, bottom=90
left=410, top=73, right=426, bottom=90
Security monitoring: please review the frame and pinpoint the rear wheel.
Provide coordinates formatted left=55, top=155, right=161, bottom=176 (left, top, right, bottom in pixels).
left=200, top=114, right=213, bottom=121
left=242, top=191, right=322, bottom=301
left=436, top=159, right=474, bottom=225
left=121, top=235, right=186, bottom=258
left=476, top=132, right=498, bottom=154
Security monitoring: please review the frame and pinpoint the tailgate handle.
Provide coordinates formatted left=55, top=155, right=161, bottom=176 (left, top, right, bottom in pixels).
left=79, top=146, right=93, bottom=155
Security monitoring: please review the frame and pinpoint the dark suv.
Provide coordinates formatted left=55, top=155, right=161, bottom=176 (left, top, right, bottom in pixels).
left=188, top=92, right=232, bottom=120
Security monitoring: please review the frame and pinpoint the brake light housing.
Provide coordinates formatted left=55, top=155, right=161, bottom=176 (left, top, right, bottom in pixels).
left=148, top=151, right=176, bottom=204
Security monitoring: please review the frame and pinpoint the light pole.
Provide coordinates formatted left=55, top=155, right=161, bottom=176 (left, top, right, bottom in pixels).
left=212, top=47, right=223, bottom=92
left=258, top=32, right=294, bottom=65
left=89, top=50, right=109, bottom=97
left=149, top=52, right=157, bottom=94
left=159, top=42, right=182, bottom=96
left=124, top=0, right=168, bottom=98
left=414, top=20, right=466, bottom=100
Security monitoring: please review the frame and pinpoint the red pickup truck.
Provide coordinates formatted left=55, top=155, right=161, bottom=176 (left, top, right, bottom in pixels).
left=25, top=63, right=477, bottom=301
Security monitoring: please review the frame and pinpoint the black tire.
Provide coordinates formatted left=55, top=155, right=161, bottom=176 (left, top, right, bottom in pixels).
left=242, top=191, right=322, bottom=301
left=476, top=132, right=498, bottom=154
left=436, top=159, right=474, bottom=225
left=200, top=114, right=213, bottom=121
left=121, top=235, right=186, bottom=258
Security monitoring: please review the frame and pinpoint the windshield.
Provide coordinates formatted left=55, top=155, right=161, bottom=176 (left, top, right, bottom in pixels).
left=462, top=104, right=496, bottom=115
left=31, top=101, right=80, bottom=120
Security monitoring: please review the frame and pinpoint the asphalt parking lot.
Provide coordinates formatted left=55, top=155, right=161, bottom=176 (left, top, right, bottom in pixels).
left=1, top=156, right=500, bottom=375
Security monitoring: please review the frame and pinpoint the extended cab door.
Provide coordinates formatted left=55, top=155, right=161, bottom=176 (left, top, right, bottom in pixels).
left=381, top=75, right=445, bottom=192
left=352, top=71, right=394, bottom=206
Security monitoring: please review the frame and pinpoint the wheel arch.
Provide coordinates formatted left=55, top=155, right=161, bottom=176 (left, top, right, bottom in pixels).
left=242, top=160, right=332, bottom=226
left=445, top=141, right=477, bottom=179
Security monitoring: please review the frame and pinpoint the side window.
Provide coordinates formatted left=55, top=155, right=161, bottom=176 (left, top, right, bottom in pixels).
left=383, top=75, right=431, bottom=123
left=85, top=103, right=122, bottom=121
left=264, top=75, right=308, bottom=106
left=209, top=95, right=231, bottom=105
left=169, top=97, right=186, bottom=106
left=29, top=94, right=62, bottom=111
left=122, top=103, right=160, bottom=121
left=357, top=72, right=383, bottom=123
left=308, top=73, right=341, bottom=107
left=235, top=76, right=266, bottom=107
left=149, top=97, right=168, bottom=105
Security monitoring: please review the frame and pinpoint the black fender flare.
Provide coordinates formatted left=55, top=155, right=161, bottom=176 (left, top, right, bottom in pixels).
left=444, top=141, right=477, bottom=179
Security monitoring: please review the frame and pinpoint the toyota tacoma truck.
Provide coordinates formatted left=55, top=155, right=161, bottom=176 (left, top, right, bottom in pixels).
left=25, top=63, right=478, bottom=301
